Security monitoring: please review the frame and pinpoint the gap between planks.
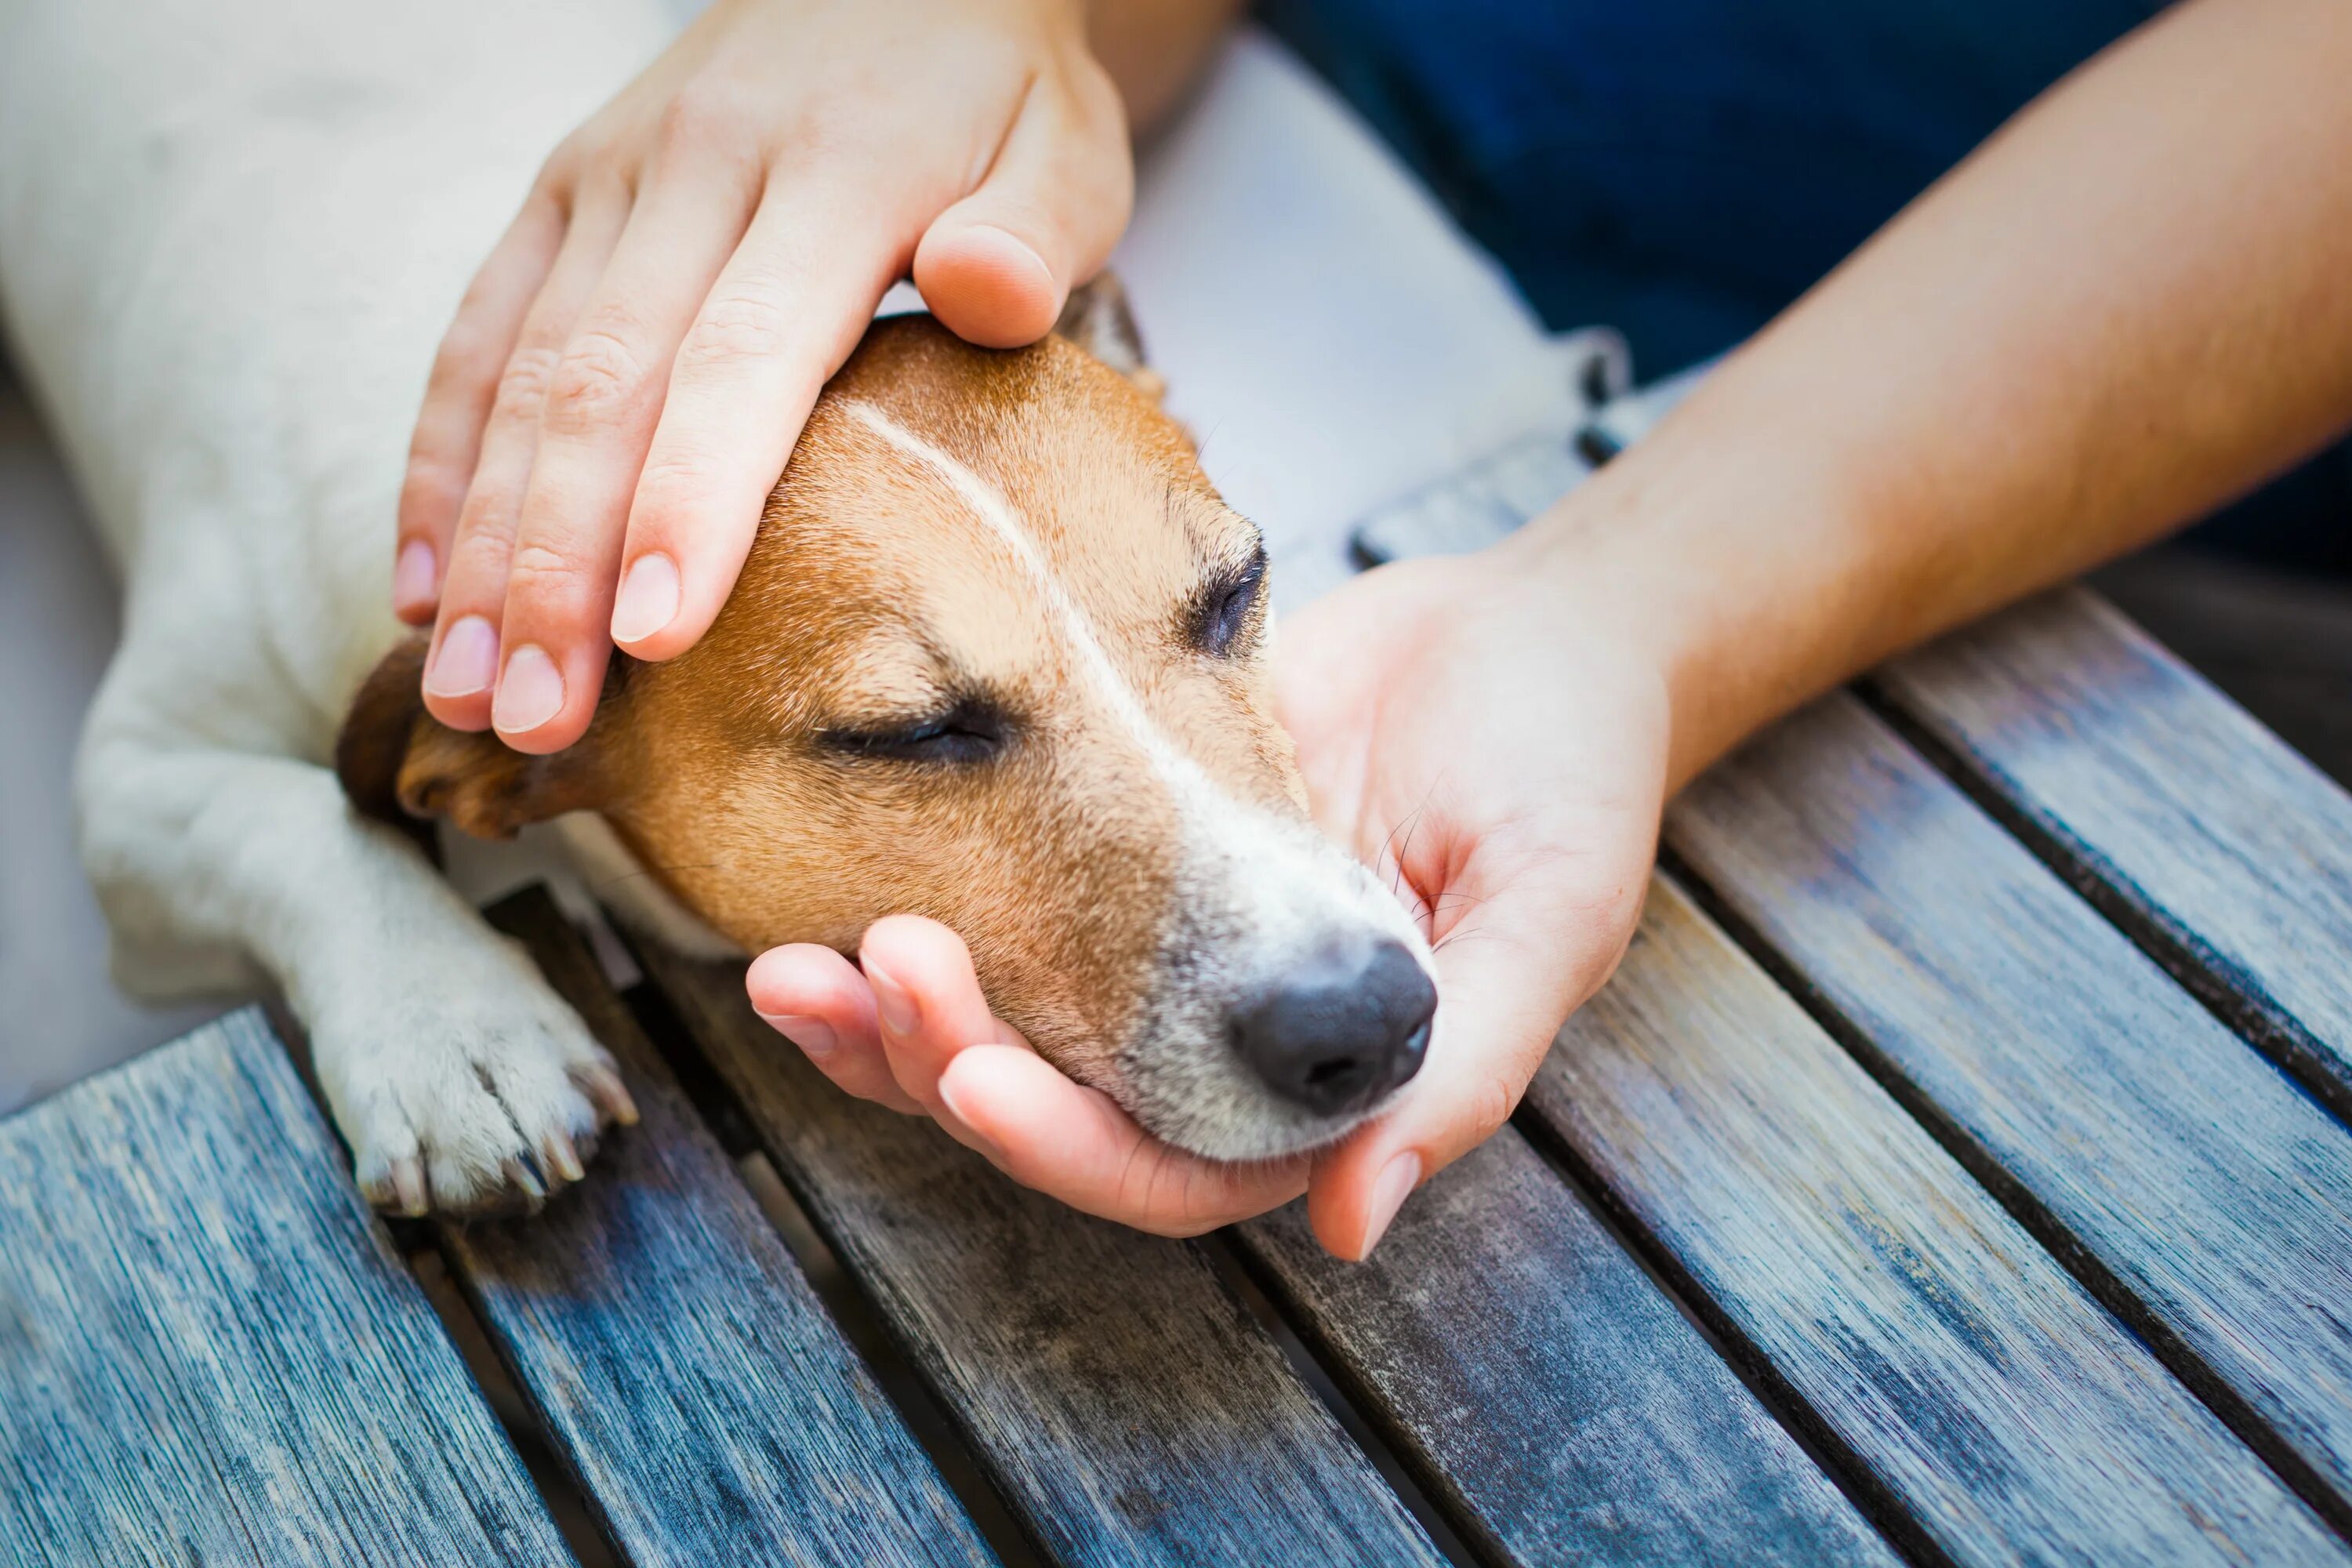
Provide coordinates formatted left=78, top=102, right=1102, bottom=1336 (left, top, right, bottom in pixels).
left=1658, top=837, right=2352, bottom=1547
left=1857, top=674, right=2352, bottom=1137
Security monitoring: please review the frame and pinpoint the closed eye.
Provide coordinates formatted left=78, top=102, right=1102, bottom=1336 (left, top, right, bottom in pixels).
left=1193, top=545, right=1268, bottom=658
left=819, top=699, right=1011, bottom=766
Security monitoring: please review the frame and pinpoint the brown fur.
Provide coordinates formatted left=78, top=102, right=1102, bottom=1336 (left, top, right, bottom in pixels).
left=340, top=301, right=1302, bottom=1091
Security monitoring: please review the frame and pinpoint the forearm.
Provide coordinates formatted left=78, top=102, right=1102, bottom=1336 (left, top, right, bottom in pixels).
left=1087, top=0, right=1245, bottom=132
left=1502, top=0, right=2352, bottom=792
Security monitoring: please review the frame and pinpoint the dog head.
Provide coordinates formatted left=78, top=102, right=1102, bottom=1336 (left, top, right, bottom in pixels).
left=342, top=285, right=1435, bottom=1161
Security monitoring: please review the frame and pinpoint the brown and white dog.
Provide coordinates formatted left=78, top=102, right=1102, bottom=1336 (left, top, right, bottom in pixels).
left=0, top=0, right=1437, bottom=1217
left=342, top=296, right=1438, bottom=1194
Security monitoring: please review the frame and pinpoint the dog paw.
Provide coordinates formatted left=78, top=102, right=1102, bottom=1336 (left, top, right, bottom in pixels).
left=311, top=951, right=640, bottom=1220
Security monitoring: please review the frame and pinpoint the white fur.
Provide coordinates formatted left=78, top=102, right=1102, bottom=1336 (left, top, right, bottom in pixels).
left=0, top=0, right=677, bottom=1210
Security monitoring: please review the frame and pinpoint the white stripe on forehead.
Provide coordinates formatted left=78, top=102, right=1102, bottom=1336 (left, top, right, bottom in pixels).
left=840, top=400, right=1434, bottom=977
left=842, top=397, right=1206, bottom=789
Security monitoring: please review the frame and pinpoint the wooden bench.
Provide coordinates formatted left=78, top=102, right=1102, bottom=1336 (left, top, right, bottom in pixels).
left=5, top=580, right=2351, bottom=1567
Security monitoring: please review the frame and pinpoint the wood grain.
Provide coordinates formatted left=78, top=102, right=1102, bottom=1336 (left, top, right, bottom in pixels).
left=1523, top=874, right=2347, bottom=1568
left=443, top=890, right=996, bottom=1568
left=0, top=1010, right=574, bottom=1567
left=1238, top=1127, right=1900, bottom=1566
left=633, top=941, right=1445, bottom=1568
left=1668, top=691, right=2352, bottom=1534
left=1874, top=586, right=2352, bottom=1123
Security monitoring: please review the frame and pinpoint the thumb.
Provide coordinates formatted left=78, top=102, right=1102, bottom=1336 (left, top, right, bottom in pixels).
left=1306, top=870, right=1648, bottom=1261
left=915, top=61, right=1132, bottom=348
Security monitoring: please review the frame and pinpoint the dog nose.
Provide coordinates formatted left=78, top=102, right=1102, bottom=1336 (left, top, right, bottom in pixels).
left=1231, top=938, right=1437, bottom=1116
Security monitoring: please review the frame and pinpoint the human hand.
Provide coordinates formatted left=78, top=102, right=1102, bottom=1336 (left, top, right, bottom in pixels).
left=1272, top=550, right=1668, bottom=1257
left=396, top=0, right=1131, bottom=753
left=747, top=916, right=1312, bottom=1237
left=746, top=543, right=1670, bottom=1258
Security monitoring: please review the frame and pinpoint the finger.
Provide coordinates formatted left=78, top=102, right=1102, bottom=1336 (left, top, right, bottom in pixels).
left=609, top=175, right=905, bottom=664
left=938, top=1046, right=1306, bottom=1236
left=1307, top=867, right=1646, bottom=1261
left=397, top=193, right=566, bottom=623
left=914, top=61, right=1132, bottom=348
left=422, top=190, right=628, bottom=730
left=855, top=916, right=1002, bottom=1120
left=746, top=943, right=922, bottom=1115
left=488, top=162, right=760, bottom=752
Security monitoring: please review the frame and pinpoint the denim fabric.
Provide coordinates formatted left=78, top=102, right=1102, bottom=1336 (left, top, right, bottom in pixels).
left=1265, top=0, right=2350, bottom=572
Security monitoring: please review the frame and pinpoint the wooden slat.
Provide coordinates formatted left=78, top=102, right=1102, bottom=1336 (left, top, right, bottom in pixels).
left=1238, top=1128, right=1901, bottom=1566
left=1522, top=875, right=2348, bottom=1567
left=1873, top=586, right=2352, bottom=1123
left=0, top=1011, right=573, bottom=1568
left=441, top=890, right=996, bottom=1568
left=1667, top=692, right=2352, bottom=1534
left=633, top=942, right=1443, bottom=1568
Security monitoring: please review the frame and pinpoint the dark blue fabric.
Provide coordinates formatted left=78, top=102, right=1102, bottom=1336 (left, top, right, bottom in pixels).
left=1265, top=0, right=2350, bottom=572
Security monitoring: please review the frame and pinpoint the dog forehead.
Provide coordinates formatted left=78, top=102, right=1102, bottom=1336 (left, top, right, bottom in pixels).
left=855, top=324, right=1217, bottom=565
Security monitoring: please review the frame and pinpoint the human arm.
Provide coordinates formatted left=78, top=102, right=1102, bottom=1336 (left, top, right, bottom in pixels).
left=1291, top=0, right=2352, bottom=1254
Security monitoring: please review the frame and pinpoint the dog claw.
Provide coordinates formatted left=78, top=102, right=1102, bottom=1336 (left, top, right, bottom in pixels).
left=539, top=1130, right=585, bottom=1185
left=499, top=1156, right=547, bottom=1213
left=582, top=1063, right=641, bottom=1127
left=390, top=1157, right=429, bottom=1218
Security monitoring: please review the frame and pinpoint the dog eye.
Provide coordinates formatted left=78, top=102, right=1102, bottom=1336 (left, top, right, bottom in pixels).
left=1196, top=548, right=1268, bottom=657
left=822, top=702, right=1008, bottom=765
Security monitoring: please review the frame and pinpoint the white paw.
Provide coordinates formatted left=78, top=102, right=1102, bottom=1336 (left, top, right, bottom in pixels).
left=311, top=940, right=639, bottom=1218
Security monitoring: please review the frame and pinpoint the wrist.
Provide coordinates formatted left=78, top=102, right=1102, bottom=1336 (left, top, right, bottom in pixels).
left=1485, top=415, right=1883, bottom=793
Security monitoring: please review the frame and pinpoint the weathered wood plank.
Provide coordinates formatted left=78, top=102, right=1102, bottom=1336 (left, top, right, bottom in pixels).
left=441, top=889, right=996, bottom=1568
left=1873, top=586, right=2352, bottom=1123
left=1667, top=692, right=2352, bottom=1533
left=633, top=941, right=1444, bottom=1568
left=1523, top=875, right=2347, bottom=1568
left=1238, top=1128, right=1901, bottom=1566
left=0, top=1010, right=573, bottom=1568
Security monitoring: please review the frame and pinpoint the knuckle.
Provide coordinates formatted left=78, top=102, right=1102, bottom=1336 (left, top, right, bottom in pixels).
left=501, top=539, right=588, bottom=601
left=444, top=516, right=515, bottom=583
left=452, top=481, right=521, bottom=552
left=630, top=449, right=714, bottom=510
left=656, top=85, right=757, bottom=157
left=399, top=451, right=466, bottom=520
left=1468, top=1074, right=1520, bottom=1143
left=543, top=328, right=648, bottom=433
left=678, top=289, right=795, bottom=372
left=541, top=125, right=612, bottom=189
left=429, top=319, right=495, bottom=388
left=491, top=345, right=562, bottom=426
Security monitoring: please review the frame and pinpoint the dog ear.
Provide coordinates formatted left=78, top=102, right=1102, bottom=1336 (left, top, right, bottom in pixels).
left=336, top=636, right=603, bottom=844
left=1054, top=272, right=1165, bottom=401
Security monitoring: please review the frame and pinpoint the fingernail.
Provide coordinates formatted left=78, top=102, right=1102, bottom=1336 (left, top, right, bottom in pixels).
left=759, top=1013, right=837, bottom=1060
left=936, top=1070, right=1000, bottom=1156
left=393, top=539, right=437, bottom=612
left=424, top=615, right=498, bottom=697
left=610, top=552, right=681, bottom=645
left=492, top=643, right=565, bottom=733
left=1359, top=1152, right=1421, bottom=1260
left=971, top=223, right=1052, bottom=290
left=866, top=963, right=919, bottom=1037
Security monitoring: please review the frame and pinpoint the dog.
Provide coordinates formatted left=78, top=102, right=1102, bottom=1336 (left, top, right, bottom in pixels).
left=1, top=0, right=1436, bottom=1217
